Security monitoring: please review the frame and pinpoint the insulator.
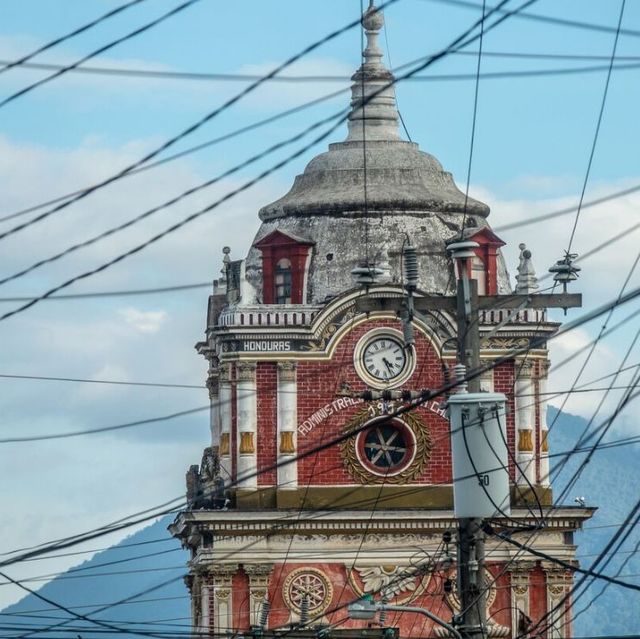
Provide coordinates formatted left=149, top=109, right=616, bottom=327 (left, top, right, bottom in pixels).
left=403, top=245, right=419, bottom=290
left=452, top=363, right=467, bottom=394
left=443, top=531, right=452, bottom=544
left=378, top=608, right=388, bottom=626
left=258, top=599, right=270, bottom=628
left=300, top=595, right=310, bottom=627
left=402, top=319, right=415, bottom=347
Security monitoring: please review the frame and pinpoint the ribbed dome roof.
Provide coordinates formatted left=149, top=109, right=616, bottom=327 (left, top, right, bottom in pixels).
left=258, top=139, right=489, bottom=220
left=258, top=2, right=489, bottom=221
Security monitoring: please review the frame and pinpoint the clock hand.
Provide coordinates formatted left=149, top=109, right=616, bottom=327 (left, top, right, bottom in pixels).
left=383, top=357, right=394, bottom=373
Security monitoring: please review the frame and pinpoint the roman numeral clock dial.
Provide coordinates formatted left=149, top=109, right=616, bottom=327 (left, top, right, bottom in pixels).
left=354, top=330, right=415, bottom=388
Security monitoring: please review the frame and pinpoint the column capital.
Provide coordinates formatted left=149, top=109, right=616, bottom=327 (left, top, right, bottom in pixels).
left=219, top=363, right=232, bottom=383
left=541, top=561, right=576, bottom=578
left=244, top=563, right=274, bottom=578
left=277, top=361, right=297, bottom=382
left=237, top=362, right=257, bottom=382
left=516, top=359, right=535, bottom=379
left=538, top=358, right=551, bottom=378
left=506, top=561, right=536, bottom=574
left=208, top=563, right=239, bottom=579
left=206, top=375, right=219, bottom=398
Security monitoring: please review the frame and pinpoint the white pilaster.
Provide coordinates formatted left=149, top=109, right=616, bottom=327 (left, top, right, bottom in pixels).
left=236, top=362, right=257, bottom=488
left=508, top=562, right=533, bottom=638
left=200, top=582, right=210, bottom=633
left=244, top=564, right=273, bottom=626
left=538, top=359, right=551, bottom=486
left=219, top=364, right=232, bottom=481
left=207, top=374, right=220, bottom=451
left=211, top=565, right=237, bottom=635
left=479, top=366, right=494, bottom=392
left=277, top=362, right=298, bottom=490
left=543, top=565, right=572, bottom=639
left=515, top=359, right=536, bottom=486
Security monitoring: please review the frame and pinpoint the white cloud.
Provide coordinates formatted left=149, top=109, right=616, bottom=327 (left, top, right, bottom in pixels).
left=477, top=179, right=640, bottom=427
left=118, top=307, right=167, bottom=333
left=0, top=124, right=638, bottom=609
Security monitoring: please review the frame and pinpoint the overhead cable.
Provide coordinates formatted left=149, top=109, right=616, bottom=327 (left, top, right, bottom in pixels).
left=3, top=275, right=640, bottom=571
left=0, top=0, right=401, bottom=242
left=0, top=0, right=201, bottom=110
left=0, top=0, right=540, bottom=322
left=0, top=0, right=148, bottom=76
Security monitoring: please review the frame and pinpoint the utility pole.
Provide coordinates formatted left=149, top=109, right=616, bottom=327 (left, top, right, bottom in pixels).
left=449, top=240, right=485, bottom=639
left=355, top=241, right=582, bottom=639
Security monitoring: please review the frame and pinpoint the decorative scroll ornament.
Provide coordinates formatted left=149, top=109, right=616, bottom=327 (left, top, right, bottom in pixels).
left=348, top=565, right=430, bottom=605
left=340, top=404, right=432, bottom=484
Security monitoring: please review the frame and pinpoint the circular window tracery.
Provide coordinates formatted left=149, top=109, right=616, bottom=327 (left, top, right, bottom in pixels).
left=357, top=419, right=416, bottom=476
left=340, top=405, right=432, bottom=484
left=283, top=568, right=333, bottom=616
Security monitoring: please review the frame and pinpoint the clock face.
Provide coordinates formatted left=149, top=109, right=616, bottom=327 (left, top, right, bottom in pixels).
left=362, top=336, right=407, bottom=382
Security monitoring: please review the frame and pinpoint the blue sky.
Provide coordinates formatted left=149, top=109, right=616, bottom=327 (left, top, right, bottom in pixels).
left=0, top=0, right=639, bottom=609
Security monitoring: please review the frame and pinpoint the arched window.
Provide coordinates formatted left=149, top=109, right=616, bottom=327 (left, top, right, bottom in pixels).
left=275, top=258, right=292, bottom=304
left=254, top=230, right=314, bottom=304
left=471, top=255, right=486, bottom=295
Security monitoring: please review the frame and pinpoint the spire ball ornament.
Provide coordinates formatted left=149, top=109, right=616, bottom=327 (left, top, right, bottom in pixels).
left=362, top=3, right=384, bottom=32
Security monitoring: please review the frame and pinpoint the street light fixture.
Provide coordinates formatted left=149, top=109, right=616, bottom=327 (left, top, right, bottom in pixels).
left=347, top=599, right=462, bottom=639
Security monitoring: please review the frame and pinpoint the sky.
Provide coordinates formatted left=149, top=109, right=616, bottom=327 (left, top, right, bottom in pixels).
left=0, top=0, right=639, bottom=610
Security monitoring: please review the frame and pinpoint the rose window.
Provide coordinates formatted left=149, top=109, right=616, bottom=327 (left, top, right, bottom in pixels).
left=356, top=419, right=416, bottom=477
left=283, top=568, right=333, bottom=615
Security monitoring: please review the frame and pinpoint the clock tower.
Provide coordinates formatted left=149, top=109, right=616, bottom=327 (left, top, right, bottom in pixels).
left=171, top=5, right=591, bottom=638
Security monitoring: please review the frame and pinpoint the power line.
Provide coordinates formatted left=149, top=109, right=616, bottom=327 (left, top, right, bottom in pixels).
left=487, top=527, right=640, bottom=594
left=0, top=0, right=541, bottom=323
left=3, top=275, right=639, bottom=572
left=0, top=88, right=349, bottom=225
left=0, top=405, right=209, bottom=444
left=0, top=373, right=203, bottom=389
left=422, top=0, right=640, bottom=40
left=0, top=108, right=346, bottom=287
left=0, top=0, right=201, bottom=110
left=565, top=0, right=626, bottom=254
left=0, top=0, right=149, bottom=76
left=0, top=0, right=400, bottom=243
left=0, top=282, right=212, bottom=301
left=459, top=0, right=486, bottom=236
left=1, top=192, right=637, bottom=306
left=5, top=50, right=640, bottom=83
left=3, top=61, right=637, bottom=229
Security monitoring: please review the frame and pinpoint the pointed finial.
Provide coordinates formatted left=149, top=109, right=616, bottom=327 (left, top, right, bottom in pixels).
left=515, top=243, right=539, bottom=294
left=362, top=2, right=385, bottom=67
left=346, top=1, right=400, bottom=142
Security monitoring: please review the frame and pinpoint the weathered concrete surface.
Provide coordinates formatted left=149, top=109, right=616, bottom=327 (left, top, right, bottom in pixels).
left=242, top=3, right=509, bottom=305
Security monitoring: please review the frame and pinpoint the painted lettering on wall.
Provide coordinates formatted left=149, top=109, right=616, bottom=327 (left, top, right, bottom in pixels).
left=298, top=398, right=447, bottom=436
left=243, top=340, right=292, bottom=352
left=298, top=397, right=363, bottom=436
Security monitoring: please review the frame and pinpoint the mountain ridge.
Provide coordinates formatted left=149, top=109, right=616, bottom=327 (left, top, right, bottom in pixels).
left=2, top=408, right=638, bottom=636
